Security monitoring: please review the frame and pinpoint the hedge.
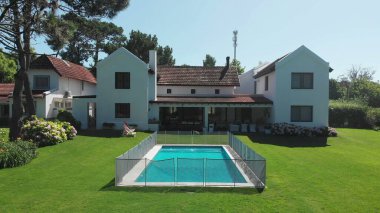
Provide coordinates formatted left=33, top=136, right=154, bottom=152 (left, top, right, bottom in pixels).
left=329, top=100, right=380, bottom=129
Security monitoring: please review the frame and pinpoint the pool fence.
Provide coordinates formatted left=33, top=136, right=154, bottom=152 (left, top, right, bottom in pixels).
left=115, top=131, right=266, bottom=190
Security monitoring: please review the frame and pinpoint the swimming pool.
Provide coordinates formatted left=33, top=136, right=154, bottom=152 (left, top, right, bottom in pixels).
left=136, top=146, right=247, bottom=183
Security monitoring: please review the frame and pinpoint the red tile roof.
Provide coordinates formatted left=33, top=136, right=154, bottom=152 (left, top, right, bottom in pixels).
left=0, top=83, right=14, bottom=96
left=157, top=66, right=240, bottom=86
left=30, top=55, right=96, bottom=84
left=150, top=95, right=272, bottom=104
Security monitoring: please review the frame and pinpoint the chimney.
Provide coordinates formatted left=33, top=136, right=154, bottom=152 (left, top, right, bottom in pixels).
left=226, top=56, right=230, bottom=68
left=148, top=50, right=157, bottom=101
left=220, top=56, right=230, bottom=80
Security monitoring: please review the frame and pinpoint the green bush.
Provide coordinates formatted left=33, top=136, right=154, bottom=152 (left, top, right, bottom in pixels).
left=0, top=140, right=38, bottom=169
left=329, top=100, right=369, bottom=128
left=366, top=108, right=380, bottom=128
left=57, top=110, right=81, bottom=130
left=21, top=116, right=68, bottom=147
left=60, top=121, right=77, bottom=140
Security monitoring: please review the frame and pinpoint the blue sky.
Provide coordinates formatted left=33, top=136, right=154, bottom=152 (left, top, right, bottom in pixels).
left=35, top=0, right=380, bottom=81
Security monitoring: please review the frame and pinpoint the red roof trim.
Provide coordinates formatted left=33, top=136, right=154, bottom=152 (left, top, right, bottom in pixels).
left=150, top=96, right=273, bottom=104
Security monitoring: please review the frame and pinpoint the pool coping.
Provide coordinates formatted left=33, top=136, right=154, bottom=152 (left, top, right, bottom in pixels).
left=117, top=144, right=256, bottom=188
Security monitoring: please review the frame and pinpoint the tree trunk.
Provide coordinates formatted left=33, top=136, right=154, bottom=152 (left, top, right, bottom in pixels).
left=22, top=0, right=35, bottom=116
left=9, top=71, right=24, bottom=141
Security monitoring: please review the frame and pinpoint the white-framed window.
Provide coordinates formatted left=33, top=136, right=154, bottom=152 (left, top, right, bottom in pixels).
left=291, top=106, right=313, bottom=122
left=33, top=75, right=50, bottom=90
left=291, top=73, right=314, bottom=89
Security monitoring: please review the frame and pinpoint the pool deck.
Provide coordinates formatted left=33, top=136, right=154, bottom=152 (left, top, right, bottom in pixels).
left=117, top=145, right=256, bottom=187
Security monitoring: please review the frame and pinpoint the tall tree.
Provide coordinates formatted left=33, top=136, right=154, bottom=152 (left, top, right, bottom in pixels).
left=104, top=30, right=176, bottom=65
left=0, top=0, right=130, bottom=140
left=329, top=79, right=345, bottom=100
left=157, top=45, right=175, bottom=66
left=347, top=65, right=375, bottom=82
left=124, top=30, right=158, bottom=63
left=231, top=59, right=245, bottom=74
left=0, top=51, right=17, bottom=83
left=203, top=54, right=216, bottom=68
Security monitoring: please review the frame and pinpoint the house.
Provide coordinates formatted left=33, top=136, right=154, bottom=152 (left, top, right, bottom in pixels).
left=71, top=48, right=274, bottom=131
left=0, top=83, right=14, bottom=126
left=3, top=45, right=331, bottom=131
left=72, top=45, right=330, bottom=131
left=244, top=45, right=332, bottom=127
left=8, top=55, right=96, bottom=119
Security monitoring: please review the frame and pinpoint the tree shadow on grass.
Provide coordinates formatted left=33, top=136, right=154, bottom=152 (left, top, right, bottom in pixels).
left=99, top=178, right=261, bottom=195
left=245, top=133, right=329, bottom=148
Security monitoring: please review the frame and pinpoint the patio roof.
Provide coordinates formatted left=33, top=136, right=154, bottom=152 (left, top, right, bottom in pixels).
left=150, top=95, right=273, bottom=104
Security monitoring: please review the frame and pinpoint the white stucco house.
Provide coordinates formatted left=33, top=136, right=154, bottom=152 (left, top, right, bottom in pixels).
left=238, top=45, right=332, bottom=127
left=2, top=45, right=331, bottom=132
left=7, top=55, right=97, bottom=120
left=71, top=45, right=331, bottom=131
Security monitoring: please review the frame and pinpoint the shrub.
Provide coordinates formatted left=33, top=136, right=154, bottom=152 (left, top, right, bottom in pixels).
left=0, top=140, right=38, bottom=169
left=271, top=123, right=337, bottom=137
left=329, top=100, right=369, bottom=128
left=21, top=116, right=68, bottom=147
left=60, top=121, right=77, bottom=140
left=366, top=108, right=380, bottom=129
left=57, top=110, right=81, bottom=130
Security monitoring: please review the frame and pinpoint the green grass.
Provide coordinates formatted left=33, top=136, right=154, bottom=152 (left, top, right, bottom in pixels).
left=0, top=129, right=379, bottom=212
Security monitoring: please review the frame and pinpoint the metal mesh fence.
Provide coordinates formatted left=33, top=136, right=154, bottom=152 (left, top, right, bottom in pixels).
left=228, top=133, right=266, bottom=188
left=115, top=131, right=266, bottom=190
left=157, top=131, right=229, bottom=145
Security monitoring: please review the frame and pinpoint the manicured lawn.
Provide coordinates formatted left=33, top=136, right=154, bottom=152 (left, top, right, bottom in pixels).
left=0, top=129, right=379, bottom=212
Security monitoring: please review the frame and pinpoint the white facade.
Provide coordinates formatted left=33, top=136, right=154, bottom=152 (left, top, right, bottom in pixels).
left=94, top=47, right=151, bottom=130
left=157, top=86, right=235, bottom=96
left=238, top=45, right=330, bottom=127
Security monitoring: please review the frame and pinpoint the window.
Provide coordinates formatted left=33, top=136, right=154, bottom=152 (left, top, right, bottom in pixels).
left=254, top=81, right=257, bottom=94
left=33, top=75, right=50, bottom=90
left=291, top=106, right=313, bottom=122
left=191, top=89, right=196, bottom=94
left=167, top=89, right=172, bottom=94
left=115, top=103, right=130, bottom=118
left=291, top=73, right=313, bottom=89
left=215, top=89, right=220, bottom=94
left=115, top=72, right=130, bottom=89
left=265, top=76, right=268, bottom=91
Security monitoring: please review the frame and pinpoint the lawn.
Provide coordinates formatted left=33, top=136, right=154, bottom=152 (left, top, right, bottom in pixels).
left=0, top=129, right=379, bottom=212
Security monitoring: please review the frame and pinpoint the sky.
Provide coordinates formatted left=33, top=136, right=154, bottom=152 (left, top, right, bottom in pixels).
left=34, top=0, right=380, bottom=81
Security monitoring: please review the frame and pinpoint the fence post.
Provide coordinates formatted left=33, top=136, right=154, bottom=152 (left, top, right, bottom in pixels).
left=144, top=158, right=147, bottom=187
left=203, top=158, right=206, bottom=187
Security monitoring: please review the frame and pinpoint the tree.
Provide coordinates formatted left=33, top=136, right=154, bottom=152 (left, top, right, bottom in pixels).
left=347, top=65, right=375, bottom=82
left=104, top=30, right=176, bottom=65
left=329, top=79, right=345, bottom=100
left=0, top=51, right=16, bottom=83
left=203, top=54, right=216, bottom=68
left=0, top=0, right=130, bottom=140
left=231, top=59, right=245, bottom=74
left=157, top=45, right=175, bottom=66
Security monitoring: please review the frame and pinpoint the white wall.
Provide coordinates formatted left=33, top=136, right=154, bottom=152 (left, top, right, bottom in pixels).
left=157, top=86, right=235, bottom=96
left=273, top=46, right=330, bottom=127
left=72, top=97, right=96, bottom=129
left=235, top=68, right=255, bottom=94
left=58, top=77, right=96, bottom=96
left=96, top=47, right=149, bottom=130
left=255, top=71, right=276, bottom=100
left=28, top=69, right=60, bottom=90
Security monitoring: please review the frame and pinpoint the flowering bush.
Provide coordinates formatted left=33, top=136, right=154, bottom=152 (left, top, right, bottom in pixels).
left=271, top=123, right=337, bottom=137
left=21, top=116, right=76, bottom=147
left=60, top=121, right=77, bottom=140
left=0, top=139, right=38, bottom=169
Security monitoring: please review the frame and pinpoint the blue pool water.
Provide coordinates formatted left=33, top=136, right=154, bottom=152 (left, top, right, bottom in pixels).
left=136, top=146, right=246, bottom=183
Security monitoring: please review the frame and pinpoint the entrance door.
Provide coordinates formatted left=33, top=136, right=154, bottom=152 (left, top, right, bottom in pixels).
left=88, top=102, right=96, bottom=129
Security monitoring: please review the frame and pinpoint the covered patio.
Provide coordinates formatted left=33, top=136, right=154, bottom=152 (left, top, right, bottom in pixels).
left=150, top=95, right=273, bottom=132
